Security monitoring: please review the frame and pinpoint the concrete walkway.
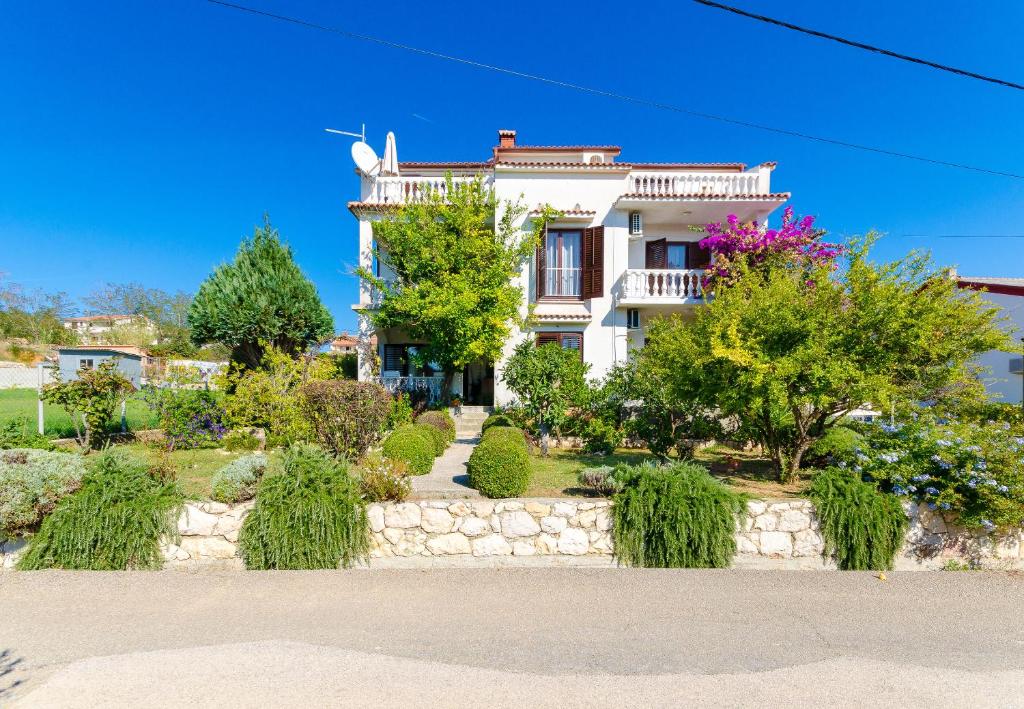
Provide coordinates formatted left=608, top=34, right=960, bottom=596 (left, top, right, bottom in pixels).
left=411, top=434, right=482, bottom=498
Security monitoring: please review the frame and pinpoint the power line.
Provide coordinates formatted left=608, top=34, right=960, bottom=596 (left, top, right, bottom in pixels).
left=900, top=234, right=1024, bottom=239
left=693, top=0, right=1024, bottom=91
left=201, top=0, right=1024, bottom=180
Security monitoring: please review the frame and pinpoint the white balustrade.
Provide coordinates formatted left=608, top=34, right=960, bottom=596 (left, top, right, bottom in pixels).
left=627, top=172, right=764, bottom=197
left=375, top=376, right=444, bottom=402
left=620, top=269, right=705, bottom=302
left=363, top=176, right=488, bottom=205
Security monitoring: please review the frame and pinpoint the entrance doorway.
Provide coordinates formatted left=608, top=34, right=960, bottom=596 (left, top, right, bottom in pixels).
left=462, top=361, right=494, bottom=406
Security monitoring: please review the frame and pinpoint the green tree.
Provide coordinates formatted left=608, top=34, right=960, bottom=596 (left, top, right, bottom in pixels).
left=640, top=237, right=1011, bottom=482
left=501, top=340, right=589, bottom=455
left=189, top=218, right=334, bottom=368
left=357, top=176, right=549, bottom=397
left=42, top=360, right=135, bottom=449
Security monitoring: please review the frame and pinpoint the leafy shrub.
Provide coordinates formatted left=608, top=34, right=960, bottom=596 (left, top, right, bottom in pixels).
left=0, top=417, right=54, bottom=451
left=143, top=387, right=226, bottom=450
left=577, top=465, right=621, bottom=496
left=211, top=454, right=268, bottom=503
left=834, top=412, right=1024, bottom=532
left=237, top=444, right=369, bottom=569
left=357, top=452, right=411, bottom=502
left=416, top=422, right=446, bottom=456
left=481, top=413, right=517, bottom=434
left=381, top=424, right=435, bottom=475
left=41, top=360, right=134, bottom=449
left=582, top=419, right=624, bottom=456
left=467, top=426, right=531, bottom=498
left=612, top=461, right=744, bottom=568
left=806, top=425, right=864, bottom=466
left=336, top=351, right=358, bottom=380
left=417, top=410, right=456, bottom=444
left=299, top=380, right=392, bottom=460
left=809, top=467, right=908, bottom=571
left=0, top=448, right=86, bottom=537
left=222, top=429, right=262, bottom=452
left=387, top=393, right=415, bottom=429
left=18, top=449, right=183, bottom=570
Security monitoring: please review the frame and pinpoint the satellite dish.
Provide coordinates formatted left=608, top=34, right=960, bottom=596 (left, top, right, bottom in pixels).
left=351, top=141, right=381, bottom=176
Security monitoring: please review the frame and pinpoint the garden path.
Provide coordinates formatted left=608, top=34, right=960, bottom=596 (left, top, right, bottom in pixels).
left=411, top=434, right=482, bottom=498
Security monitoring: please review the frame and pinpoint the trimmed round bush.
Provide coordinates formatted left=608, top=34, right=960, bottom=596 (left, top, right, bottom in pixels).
left=417, top=410, right=456, bottom=444
left=416, top=422, right=446, bottom=456
left=467, top=426, right=531, bottom=498
left=382, top=424, right=435, bottom=475
left=0, top=448, right=86, bottom=537
left=211, top=453, right=268, bottom=503
left=481, top=413, right=517, bottom=434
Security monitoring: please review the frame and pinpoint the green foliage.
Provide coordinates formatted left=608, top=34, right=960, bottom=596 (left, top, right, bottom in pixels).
left=0, top=276, right=78, bottom=345
left=838, top=413, right=1024, bottom=532
left=189, top=217, right=334, bottom=368
left=416, top=422, right=447, bottom=456
left=210, top=453, right=268, bottom=503
left=142, top=386, right=226, bottom=450
left=335, top=352, right=358, bottom=380
left=0, top=417, right=54, bottom=451
left=221, top=346, right=333, bottom=446
left=639, top=237, right=1011, bottom=481
left=386, top=393, right=415, bottom=430
left=467, top=426, right=531, bottom=498
left=417, top=410, right=456, bottom=444
left=581, top=419, right=624, bottom=456
left=577, top=465, right=620, bottom=496
left=501, top=341, right=589, bottom=454
left=357, top=451, right=411, bottom=503
left=83, top=282, right=193, bottom=350
left=381, top=424, right=435, bottom=475
left=41, top=360, right=134, bottom=448
left=18, top=449, right=182, bottom=570
left=299, top=380, right=392, bottom=461
left=612, top=461, right=745, bottom=568
left=358, top=177, right=549, bottom=397
left=237, top=444, right=368, bottom=570
left=806, top=424, right=865, bottom=465
left=222, top=429, right=261, bottom=452
left=808, top=467, right=908, bottom=570
left=481, top=413, right=517, bottom=434
left=0, top=448, right=86, bottom=537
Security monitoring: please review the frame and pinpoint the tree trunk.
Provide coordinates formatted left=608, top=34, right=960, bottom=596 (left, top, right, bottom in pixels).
left=538, top=422, right=551, bottom=456
left=442, top=368, right=455, bottom=403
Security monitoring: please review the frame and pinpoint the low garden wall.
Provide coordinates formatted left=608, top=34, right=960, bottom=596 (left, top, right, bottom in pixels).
left=4, top=497, right=1021, bottom=571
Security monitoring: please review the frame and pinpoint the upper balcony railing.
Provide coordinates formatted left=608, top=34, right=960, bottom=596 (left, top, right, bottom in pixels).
left=362, top=175, right=489, bottom=205
left=626, top=171, right=765, bottom=197
left=619, top=269, right=706, bottom=304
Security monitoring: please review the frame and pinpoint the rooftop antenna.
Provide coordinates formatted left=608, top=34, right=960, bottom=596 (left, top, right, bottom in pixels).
left=325, top=124, right=381, bottom=176
left=324, top=123, right=365, bottom=141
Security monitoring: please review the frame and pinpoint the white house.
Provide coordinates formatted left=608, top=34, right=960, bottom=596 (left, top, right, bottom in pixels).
left=62, top=314, right=157, bottom=344
left=351, top=129, right=789, bottom=406
left=956, top=276, right=1024, bottom=404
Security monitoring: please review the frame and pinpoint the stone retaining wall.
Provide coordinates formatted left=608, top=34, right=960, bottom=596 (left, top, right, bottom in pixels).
left=3, top=497, right=1022, bottom=571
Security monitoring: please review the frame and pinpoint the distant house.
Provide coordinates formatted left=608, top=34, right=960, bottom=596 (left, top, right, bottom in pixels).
left=62, top=314, right=157, bottom=344
left=956, top=276, right=1024, bottom=405
left=330, top=332, right=365, bottom=354
left=56, top=346, right=152, bottom=388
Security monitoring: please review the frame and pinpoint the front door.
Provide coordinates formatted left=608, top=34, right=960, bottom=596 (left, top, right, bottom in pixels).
left=462, top=361, right=494, bottom=406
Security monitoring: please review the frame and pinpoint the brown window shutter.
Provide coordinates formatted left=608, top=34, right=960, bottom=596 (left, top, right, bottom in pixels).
left=645, top=238, right=667, bottom=269
left=687, top=241, right=711, bottom=269
left=583, top=226, right=604, bottom=299
left=536, top=226, right=547, bottom=299
left=536, top=332, right=560, bottom=347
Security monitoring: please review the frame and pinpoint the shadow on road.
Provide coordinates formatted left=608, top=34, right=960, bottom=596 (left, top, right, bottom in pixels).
left=0, top=649, right=24, bottom=699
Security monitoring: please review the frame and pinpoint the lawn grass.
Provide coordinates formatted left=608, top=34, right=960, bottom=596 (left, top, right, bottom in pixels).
left=526, top=444, right=808, bottom=499
left=0, top=388, right=159, bottom=438
left=117, top=443, right=281, bottom=500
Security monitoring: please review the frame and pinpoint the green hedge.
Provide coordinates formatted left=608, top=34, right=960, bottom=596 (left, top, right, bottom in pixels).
left=612, top=461, right=744, bottom=568
left=467, top=426, right=531, bottom=498
left=382, top=424, right=435, bottom=475
left=481, top=413, right=517, bottom=434
left=417, top=410, right=456, bottom=444
left=415, top=422, right=447, bottom=456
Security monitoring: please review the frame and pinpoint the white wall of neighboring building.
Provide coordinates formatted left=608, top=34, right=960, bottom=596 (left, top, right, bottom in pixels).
left=971, top=290, right=1024, bottom=404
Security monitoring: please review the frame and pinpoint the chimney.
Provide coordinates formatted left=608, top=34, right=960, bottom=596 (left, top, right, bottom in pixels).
left=498, top=129, right=517, bottom=149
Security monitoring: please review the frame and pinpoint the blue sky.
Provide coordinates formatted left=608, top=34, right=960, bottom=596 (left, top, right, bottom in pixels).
left=2, top=1, right=1023, bottom=333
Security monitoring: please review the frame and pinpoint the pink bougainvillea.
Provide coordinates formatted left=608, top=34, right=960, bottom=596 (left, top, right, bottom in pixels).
left=698, top=207, right=843, bottom=286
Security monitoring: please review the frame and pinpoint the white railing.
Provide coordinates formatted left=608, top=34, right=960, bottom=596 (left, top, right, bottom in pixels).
left=545, top=267, right=581, bottom=297
left=363, top=175, right=489, bottom=205
left=375, top=375, right=444, bottom=402
left=620, top=269, right=706, bottom=302
left=627, top=172, right=764, bottom=197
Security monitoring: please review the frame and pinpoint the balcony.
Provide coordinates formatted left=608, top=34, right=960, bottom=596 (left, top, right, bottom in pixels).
left=627, top=171, right=766, bottom=198
left=361, top=175, right=490, bottom=206
left=375, top=375, right=443, bottom=402
left=618, top=269, right=706, bottom=306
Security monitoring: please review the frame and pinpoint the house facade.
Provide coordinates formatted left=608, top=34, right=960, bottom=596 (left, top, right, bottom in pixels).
left=351, top=129, right=789, bottom=406
left=956, top=276, right=1024, bottom=405
left=62, top=314, right=157, bottom=344
left=56, top=345, right=152, bottom=387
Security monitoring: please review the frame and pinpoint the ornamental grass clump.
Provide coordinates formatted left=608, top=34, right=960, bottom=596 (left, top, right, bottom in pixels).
left=238, top=444, right=369, bottom=570
left=18, top=449, right=182, bottom=570
left=416, top=410, right=456, bottom=444
left=467, top=426, right=530, bottom=498
left=210, top=453, right=269, bottom=503
left=612, top=461, right=744, bottom=568
left=381, top=424, right=435, bottom=475
left=808, top=467, right=908, bottom=571
left=0, top=448, right=86, bottom=537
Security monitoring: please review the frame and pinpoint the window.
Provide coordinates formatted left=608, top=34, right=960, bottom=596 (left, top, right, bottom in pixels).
left=646, top=239, right=710, bottom=269
left=666, top=244, right=687, bottom=269
left=629, top=211, right=643, bottom=235
left=544, top=230, right=582, bottom=297
left=79, top=358, right=94, bottom=370
left=626, top=308, right=640, bottom=329
left=536, top=332, right=584, bottom=359
left=381, top=345, right=437, bottom=377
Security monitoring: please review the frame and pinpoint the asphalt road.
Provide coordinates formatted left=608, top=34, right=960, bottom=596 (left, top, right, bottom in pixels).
left=1, top=569, right=1023, bottom=707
